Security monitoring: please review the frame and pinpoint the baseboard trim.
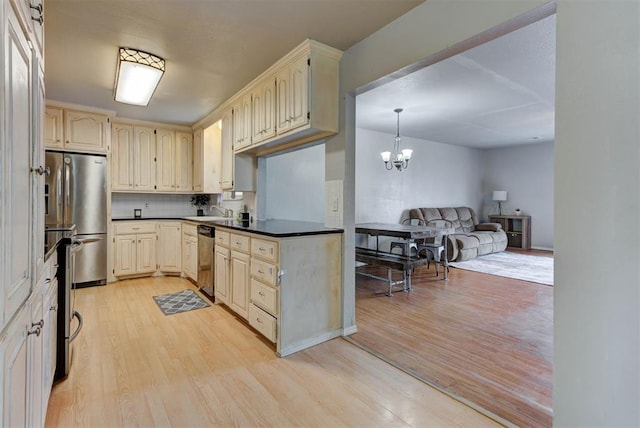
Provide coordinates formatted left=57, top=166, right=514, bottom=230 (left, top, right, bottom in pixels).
left=277, top=329, right=343, bottom=357
left=531, top=246, right=554, bottom=252
left=342, top=324, right=358, bottom=336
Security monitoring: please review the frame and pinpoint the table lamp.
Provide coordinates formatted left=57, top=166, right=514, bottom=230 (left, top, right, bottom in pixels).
left=493, top=191, right=507, bottom=215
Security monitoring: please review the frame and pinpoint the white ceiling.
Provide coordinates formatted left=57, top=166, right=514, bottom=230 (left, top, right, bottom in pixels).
left=44, top=0, right=424, bottom=126
left=356, top=14, right=556, bottom=149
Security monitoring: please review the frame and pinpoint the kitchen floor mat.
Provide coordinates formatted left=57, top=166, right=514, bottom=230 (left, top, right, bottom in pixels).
left=153, top=289, right=210, bottom=315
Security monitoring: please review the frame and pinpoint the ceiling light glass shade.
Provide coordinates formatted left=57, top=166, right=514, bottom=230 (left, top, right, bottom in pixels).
left=114, top=48, right=165, bottom=106
left=382, top=108, right=412, bottom=171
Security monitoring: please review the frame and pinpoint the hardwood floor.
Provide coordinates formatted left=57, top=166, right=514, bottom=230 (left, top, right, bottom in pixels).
left=45, top=276, right=497, bottom=427
left=350, top=251, right=553, bottom=427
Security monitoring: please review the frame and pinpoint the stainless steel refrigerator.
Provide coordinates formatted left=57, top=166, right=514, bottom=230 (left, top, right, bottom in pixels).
left=45, top=151, right=107, bottom=286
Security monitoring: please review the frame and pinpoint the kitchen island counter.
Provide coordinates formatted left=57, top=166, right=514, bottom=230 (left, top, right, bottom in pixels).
left=209, top=219, right=343, bottom=238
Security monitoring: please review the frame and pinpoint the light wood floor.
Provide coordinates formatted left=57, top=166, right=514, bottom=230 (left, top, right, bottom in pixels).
left=350, top=250, right=553, bottom=427
left=45, top=276, right=498, bottom=427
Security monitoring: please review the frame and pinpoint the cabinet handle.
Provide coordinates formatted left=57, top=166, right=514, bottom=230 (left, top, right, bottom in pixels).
left=33, top=319, right=44, bottom=328
left=132, top=227, right=140, bottom=230
left=256, top=317, right=263, bottom=324
left=258, top=291, right=265, bottom=297
left=258, top=270, right=264, bottom=274
left=30, top=3, right=43, bottom=14
left=50, top=305, right=58, bottom=312
left=28, top=326, right=42, bottom=336
left=258, top=247, right=266, bottom=252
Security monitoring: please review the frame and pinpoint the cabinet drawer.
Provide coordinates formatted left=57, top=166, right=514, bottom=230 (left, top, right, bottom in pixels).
left=250, top=258, right=277, bottom=286
left=182, top=222, right=197, bottom=237
left=230, top=233, right=250, bottom=252
left=249, top=304, right=277, bottom=343
left=215, top=229, right=230, bottom=247
left=114, top=222, right=156, bottom=235
left=251, top=238, right=279, bottom=263
left=250, top=279, right=278, bottom=315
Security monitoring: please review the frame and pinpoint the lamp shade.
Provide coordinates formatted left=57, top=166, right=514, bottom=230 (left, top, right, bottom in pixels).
left=492, top=190, right=507, bottom=202
left=114, top=48, right=165, bottom=106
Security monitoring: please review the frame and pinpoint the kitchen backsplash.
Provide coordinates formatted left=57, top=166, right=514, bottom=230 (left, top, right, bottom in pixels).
left=111, top=192, right=254, bottom=219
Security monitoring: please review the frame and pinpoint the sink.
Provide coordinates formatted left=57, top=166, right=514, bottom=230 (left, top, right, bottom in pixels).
left=183, top=216, right=231, bottom=222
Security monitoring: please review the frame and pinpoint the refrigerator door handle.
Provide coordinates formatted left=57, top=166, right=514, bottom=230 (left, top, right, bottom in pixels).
left=64, top=161, right=71, bottom=225
left=69, top=310, right=83, bottom=342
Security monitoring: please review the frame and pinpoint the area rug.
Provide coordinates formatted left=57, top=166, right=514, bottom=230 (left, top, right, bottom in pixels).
left=449, top=252, right=553, bottom=286
left=153, top=289, right=210, bottom=315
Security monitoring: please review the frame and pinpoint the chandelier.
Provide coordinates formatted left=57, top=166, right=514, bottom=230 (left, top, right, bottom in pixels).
left=381, top=108, right=412, bottom=171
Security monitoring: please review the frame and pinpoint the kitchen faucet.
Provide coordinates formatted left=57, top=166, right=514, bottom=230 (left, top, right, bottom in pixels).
left=210, top=205, right=233, bottom=218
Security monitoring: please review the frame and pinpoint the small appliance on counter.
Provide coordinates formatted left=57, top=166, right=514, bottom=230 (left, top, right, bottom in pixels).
left=45, top=151, right=107, bottom=286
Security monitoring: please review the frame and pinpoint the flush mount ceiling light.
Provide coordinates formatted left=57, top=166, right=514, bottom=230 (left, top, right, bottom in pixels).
left=114, top=48, right=165, bottom=106
left=381, top=108, right=412, bottom=171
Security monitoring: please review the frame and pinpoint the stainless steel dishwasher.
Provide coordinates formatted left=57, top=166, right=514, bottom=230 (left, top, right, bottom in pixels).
left=197, top=225, right=215, bottom=297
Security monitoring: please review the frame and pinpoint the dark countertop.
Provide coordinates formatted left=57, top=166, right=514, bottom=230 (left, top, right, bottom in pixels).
left=112, top=217, right=188, bottom=221
left=204, top=219, right=343, bottom=238
left=112, top=217, right=342, bottom=237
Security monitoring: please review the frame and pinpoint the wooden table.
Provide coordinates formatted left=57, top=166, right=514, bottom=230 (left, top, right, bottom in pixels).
left=355, top=223, right=454, bottom=294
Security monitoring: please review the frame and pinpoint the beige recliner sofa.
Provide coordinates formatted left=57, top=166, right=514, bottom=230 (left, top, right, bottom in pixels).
left=407, top=207, right=507, bottom=262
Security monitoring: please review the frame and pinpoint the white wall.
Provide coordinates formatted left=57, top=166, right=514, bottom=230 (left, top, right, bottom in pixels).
left=355, top=128, right=484, bottom=223
left=554, top=1, right=639, bottom=426
left=483, top=141, right=554, bottom=249
left=261, top=143, right=325, bottom=222
left=111, top=193, right=205, bottom=218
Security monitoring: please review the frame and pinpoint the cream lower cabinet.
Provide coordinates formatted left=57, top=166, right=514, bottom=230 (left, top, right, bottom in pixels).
left=213, top=226, right=342, bottom=357
left=1, top=260, right=56, bottom=428
left=181, top=222, right=198, bottom=281
left=229, top=232, right=251, bottom=319
left=158, top=222, right=182, bottom=273
left=113, top=222, right=157, bottom=277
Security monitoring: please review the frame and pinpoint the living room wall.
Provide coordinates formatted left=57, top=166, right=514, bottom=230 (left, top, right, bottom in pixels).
left=355, top=128, right=484, bottom=225
left=482, top=141, right=554, bottom=249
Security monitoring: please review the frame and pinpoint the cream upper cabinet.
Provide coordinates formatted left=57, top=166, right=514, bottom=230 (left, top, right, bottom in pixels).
left=44, top=106, right=63, bottom=148
left=276, top=54, right=309, bottom=135
left=220, top=109, right=234, bottom=190
left=111, top=123, right=134, bottom=191
left=230, top=39, right=341, bottom=156
left=63, top=110, right=110, bottom=153
left=133, top=126, right=156, bottom=192
left=232, top=93, right=252, bottom=151
left=155, top=128, right=175, bottom=192
left=192, top=129, right=204, bottom=192
left=158, top=222, right=182, bottom=273
left=112, top=124, right=156, bottom=192
left=175, top=131, right=193, bottom=192
left=252, top=77, right=276, bottom=144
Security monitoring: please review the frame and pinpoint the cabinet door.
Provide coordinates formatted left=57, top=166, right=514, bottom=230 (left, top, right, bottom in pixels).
left=137, top=233, right=157, bottom=274
left=43, top=278, right=58, bottom=406
left=182, top=236, right=196, bottom=280
left=64, top=110, right=109, bottom=153
left=114, top=235, right=137, bottom=276
left=1, top=306, right=30, bottom=428
left=28, top=285, right=44, bottom=428
left=111, top=123, right=134, bottom=191
left=44, top=106, right=63, bottom=149
left=3, top=5, right=34, bottom=323
left=233, top=94, right=252, bottom=151
left=155, top=129, right=175, bottom=191
left=220, top=109, right=234, bottom=189
left=252, top=79, right=276, bottom=144
left=134, top=126, right=156, bottom=191
left=230, top=251, right=250, bottom=319
left=214, top=246, right=230, bottom=304
left=32, top=60, right=46, bottom=283
left=175, top=132, right=193, bottom=192
left=288, top=55, right=310, bottom=129
left=158, top=222, right=182, bottom=273
left=192, top=129, right=204, bottom=192
left=275, top=66, right=290, bottom=134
